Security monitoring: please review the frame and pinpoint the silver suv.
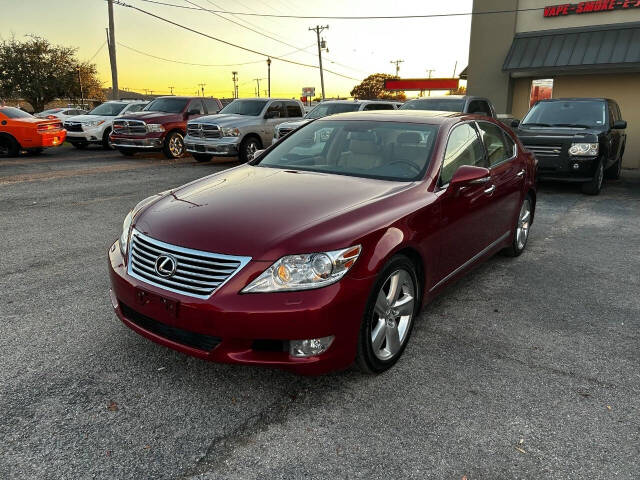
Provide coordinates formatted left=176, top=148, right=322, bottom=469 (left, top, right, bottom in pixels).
left=185, top=98, right=305, bottom=162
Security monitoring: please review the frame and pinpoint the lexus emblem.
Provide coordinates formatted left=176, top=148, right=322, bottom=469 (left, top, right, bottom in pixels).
left=154, top=254, right=177, bottom=278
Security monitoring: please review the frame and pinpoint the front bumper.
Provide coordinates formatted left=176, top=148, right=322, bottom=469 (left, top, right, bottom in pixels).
left=66, top=126, right=103, bottom=143
left=107, top=242, right=373, bottom=374
left=184, top=135, right=240, bottom=156
left=110, top=134, right=164, bottom=150
left=537, top=155, right=600, bottom=182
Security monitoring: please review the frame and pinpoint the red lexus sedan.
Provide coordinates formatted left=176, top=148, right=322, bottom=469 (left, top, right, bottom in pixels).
left=108, top=111, right=536, bottom=375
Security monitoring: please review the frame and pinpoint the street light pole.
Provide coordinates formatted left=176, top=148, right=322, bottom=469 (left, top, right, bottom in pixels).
left=77, top=67, right=84, bottom=109
left=309, top=25, right=329, bottom=100
left=232, top=71, right=238, bottom=98
left=107, top=0, right=119, bottom=100
left=267, top=58, right=271, bottom=97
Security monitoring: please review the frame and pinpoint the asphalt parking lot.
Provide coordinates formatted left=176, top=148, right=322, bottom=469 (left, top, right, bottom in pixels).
left=1, top=144, right=639, bottom=479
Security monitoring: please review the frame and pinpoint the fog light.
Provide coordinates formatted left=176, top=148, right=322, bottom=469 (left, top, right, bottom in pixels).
left=289, top=335, right=334, bottom=358
left=572, top=163, right=580, bottom=170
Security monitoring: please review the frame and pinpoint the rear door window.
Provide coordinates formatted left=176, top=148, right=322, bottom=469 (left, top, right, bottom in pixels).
left=285, top=101, right=303, bottom=118
left=476, top=121, right=512, bottom=167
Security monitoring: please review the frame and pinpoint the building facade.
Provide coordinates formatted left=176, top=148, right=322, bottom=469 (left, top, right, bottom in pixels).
left=467, top=0, right=640, bottom=168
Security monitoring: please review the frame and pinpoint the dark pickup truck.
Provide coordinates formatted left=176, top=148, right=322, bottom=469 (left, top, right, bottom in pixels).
left=512, top=98, right=626, bottom=195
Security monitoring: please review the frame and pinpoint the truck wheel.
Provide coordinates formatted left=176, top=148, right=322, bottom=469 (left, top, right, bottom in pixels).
left=192, top=153, right=213, bottom=162
left=239, top=136, right=261, bottom=162
left=163, top=131, right=185, bottom=159
left=117, top=148, right=137, bottom=157
left=0, top=135, right=20, bottom=157
left=605, top=148, right=623, bottom=180
left=581, top=158, right=604, bottom=195
left=102, top=127, right=114, bottom=150
left=71, top=142, right=88, bottom=150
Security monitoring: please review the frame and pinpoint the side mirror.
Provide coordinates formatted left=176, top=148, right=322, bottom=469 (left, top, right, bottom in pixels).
left=613, top=120, right=627, bottom=129
left=449, top=165, right=491, bottom=189
left=510, top=119, right=520, bottom=128
left=264, top=111, right=280, bottom=119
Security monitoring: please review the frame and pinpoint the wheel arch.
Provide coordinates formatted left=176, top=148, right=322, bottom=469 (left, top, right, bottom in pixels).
left=242, top=132, right=263, bottom=148
left=0, top=131, right=20, bottom=147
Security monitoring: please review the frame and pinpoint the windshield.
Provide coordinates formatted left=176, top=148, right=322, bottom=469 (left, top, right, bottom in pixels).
left=0, top=107, right=33, bottom=119
left=89, top=102, right=127, bottom=116
left=39, top=108, right=63, bottom=115
left=400, top=99, right=465, bottom=112
left=257, top=120, right=438, bottom=182
left=143, top=98, right=188, bottom=113
left=305, top=102, right=361, bottom=119
left=219, top=99, right=268, bottom=116
left=522, top=101, right=606, bottom=127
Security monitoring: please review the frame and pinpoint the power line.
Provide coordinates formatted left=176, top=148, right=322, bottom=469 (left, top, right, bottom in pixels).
left=110, top=1, right=361, bottom=81
left=129, top=0, right=547, bottom=20
left=86, top=41, right=107, bottom=63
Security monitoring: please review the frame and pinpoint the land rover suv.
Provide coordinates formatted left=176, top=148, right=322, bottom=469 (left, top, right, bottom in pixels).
left=184, top=98, right=305, bottom=162
left=513, top=98, right=626, bottom=195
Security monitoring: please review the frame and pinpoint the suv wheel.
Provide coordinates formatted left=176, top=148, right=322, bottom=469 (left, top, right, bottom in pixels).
left=239, top=136, right=261, bottom=162
left=163, top=131, right=185, bottom=159
left=102, top=127, right=114, bottom=150
left=605, top=148, right=623, bottom=180
left=355, top=255, right=419, bottom=374
left=582, top=158, right=604, bottom=195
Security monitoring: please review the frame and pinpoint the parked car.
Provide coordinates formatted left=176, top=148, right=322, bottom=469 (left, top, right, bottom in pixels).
left=512, top=98, right=626, bottom=195
left=110, top=96, right=222, bottom=159
left=108, top=110, right=536, bottom=375
left=272, top=99, right=401, bottom=144
left=35, top=107, right=88, bottom=120
left=64, top=100, right=148, bottom=150
left=400, top=95, right=497, bottom=118
left=0, top=106, right=66, bottom=157
left=184, top=98, right=305, bottom=162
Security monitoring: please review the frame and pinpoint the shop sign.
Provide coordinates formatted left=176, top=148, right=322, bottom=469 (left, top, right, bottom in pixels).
left=544, top=1, right=640, bottom=17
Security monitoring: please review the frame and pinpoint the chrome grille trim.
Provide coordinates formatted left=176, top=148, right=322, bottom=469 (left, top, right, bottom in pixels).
left=187, top=123, right=222, bottom=139
left=524, top=144, right=564, bottom=157
left=127, top=229, right=251, bottom=299
left=64, top=121, right=83, bottom=132
left=113, top=119, right=147, bottom=136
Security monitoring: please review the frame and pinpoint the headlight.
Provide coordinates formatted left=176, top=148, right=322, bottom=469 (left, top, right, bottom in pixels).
left=569, top=143, right=598, bottom=156
left=119, top=192, right=170, bottom=255
left=146, top=124, right=165, bottom=133
left=242, top=245, right=361, bottom=293
left=222, top=127, right=240, bottom=137
left=84, top=120, right=105, bottom=128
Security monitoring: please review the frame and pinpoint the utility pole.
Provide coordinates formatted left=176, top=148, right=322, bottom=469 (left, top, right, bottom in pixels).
left=267, top=58, right=271, bottom=97
left=77, top=67, right=84, bottom=109
left=309, top=25, right=329, bottom=100
left=426, top=69, right=435, bottom=96
left=253, top=78, right=264, bottom=97
left=168, top=86, right=174, bottom=95
left=106, top=0, right=119, bottom=100
left=198, top=83, right=206, bottom=97
left=232, top=71, right=238, bottom=98
left=390, top=59, right=404, bottom=77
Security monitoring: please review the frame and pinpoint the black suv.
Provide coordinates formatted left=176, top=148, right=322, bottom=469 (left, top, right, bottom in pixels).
left=512, top=98, right=626, bottom=195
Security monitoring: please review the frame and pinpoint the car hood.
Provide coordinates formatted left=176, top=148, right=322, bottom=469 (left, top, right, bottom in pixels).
left=190, top=114, right=262, bottom=127
left=515, top=125, right=602, bottom=143
left=64, top=114, right=113, bottom=123
left=278, top=119, right=312, bottom=130
left=117, top=111, right=182, bottom=123
left=134, top=165, right=412, bottom=260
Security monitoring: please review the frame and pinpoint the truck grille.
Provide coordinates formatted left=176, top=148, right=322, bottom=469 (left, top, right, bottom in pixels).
left=524, top=144, right=563, bottom=158
left=187, top=123, right=221, bottom=139
left=127, top=230, right=251, bottom=299
left=63, top=122, right=83, bottom=132
left=113, top=120, right=147, bottom=136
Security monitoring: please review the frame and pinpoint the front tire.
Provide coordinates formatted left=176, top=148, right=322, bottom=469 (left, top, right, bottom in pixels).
left=355, top=255, right=419, bottom=374
left=503, top=195, right=533, bottom=257
left=239, top=136, right=261, bottom=162
left=192, top=153, right=213, bottom=162
left=582, top=158, right=604, bottom=195
left=163, top=131, right=185, bottom=159
left=102, top=127, right=114, bottom=150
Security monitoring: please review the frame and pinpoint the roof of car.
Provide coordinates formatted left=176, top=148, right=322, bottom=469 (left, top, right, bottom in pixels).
left=536, top=97, right=610, bottom=102
left=319, top=109, right=471, bottom=124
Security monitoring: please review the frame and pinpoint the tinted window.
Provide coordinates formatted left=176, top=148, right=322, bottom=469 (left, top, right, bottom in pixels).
left=203, top=98, right=220, bottom=114
left=400, top=98, right=466, bottom=112
left=258, top=120, right=437, bottom=182
left=305, top=102, right=360, bottom=119
left=363, top=103, right=395, bottom=111
left=266, top=101, right=284, bottom=118
left=522, top=100, right=606, bottom=127
left=89, top=102, right=127, bottom=116
left=477, top=122, right=511, bottom=167
left=219, top=99, right=268, bottom=116
left=285, top=101, right=303, bottom=118
left=144, top=98, right=189, bottom=113
left=0, top=107, right=33, bottom=119
left=125, top=104, right=146, bottom=114
left=440, top=123, right=486, bottom=185
left=468, top=100, right=491, bottom=115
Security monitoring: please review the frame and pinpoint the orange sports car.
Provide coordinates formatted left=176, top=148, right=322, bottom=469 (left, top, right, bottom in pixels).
left=0, top=106, right=66, bottom=156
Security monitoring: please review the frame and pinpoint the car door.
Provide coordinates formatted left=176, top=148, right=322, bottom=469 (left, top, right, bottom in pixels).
left=477, top=121, right=524, bottom=240
left=607, top=101, right=621, bottom=168
left=262, top=101, right=285, bottom=145
left=433, top=122, right=495, bottom=284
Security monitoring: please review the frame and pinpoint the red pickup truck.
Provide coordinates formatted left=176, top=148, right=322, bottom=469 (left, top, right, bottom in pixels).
left=110, top=96, right=222, bottom=158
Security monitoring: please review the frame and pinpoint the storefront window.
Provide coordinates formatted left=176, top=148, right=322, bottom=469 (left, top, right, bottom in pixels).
left=530, top=79, right=553, bottom=107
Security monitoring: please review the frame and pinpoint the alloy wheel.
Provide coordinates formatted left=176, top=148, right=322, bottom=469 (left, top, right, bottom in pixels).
left=245, top=140, right=259, bottom=160
left=371, top=269, right=415, bottom=361
left=516, top=198, right=531, bottom=251
left=169, top=133, right=184, bottom=157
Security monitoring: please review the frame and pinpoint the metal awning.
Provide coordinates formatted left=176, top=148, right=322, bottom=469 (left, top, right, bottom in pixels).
left=503, top=21, right=640, bottom=77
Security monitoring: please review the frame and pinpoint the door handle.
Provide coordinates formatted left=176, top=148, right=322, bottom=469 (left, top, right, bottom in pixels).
left=484, top=184, right=496, bottom=195
left=516, top=169, right=525, bottom=178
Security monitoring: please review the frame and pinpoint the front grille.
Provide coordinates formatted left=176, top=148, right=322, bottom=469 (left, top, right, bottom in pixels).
left=113, top=119, right=147, bottom=136
left=127, top=230, right=251, bottom=299
left=524, top=144, right=563, bottom=158
left=120, top=302, right=221, bottom=351
left=64, top=122, right=83, bottom=132
left=187, top=123, right=221, bottom=139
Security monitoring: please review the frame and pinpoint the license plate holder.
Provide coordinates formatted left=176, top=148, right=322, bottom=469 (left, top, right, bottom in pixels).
left=135, top=288, right=180, bottom=318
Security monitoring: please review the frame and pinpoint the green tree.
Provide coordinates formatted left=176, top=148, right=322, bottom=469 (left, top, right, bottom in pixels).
left=0, top=36, right=104, bottom=112
left=350, top=73, right=406, bottom=101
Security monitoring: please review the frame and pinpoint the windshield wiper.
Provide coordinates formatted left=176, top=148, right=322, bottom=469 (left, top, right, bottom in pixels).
left=551, top=123, right=591, bottom=128
left=521, top=122, right=552, bottom=127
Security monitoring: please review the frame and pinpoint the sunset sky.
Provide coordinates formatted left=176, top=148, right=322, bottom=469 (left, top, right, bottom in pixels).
left=0, top=0, right=473, bottom=99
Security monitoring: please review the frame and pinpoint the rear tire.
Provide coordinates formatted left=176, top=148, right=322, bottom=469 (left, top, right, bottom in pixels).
left=0, top=135, right=20, bottom=157
left=605, top=148, right=623, bottom=180
left=581, top=158, right=604, bottom=195
left=192, top=153, right=213, bottom=162
left=163, top=131, right=185, bottom=159
left=503, top=195, right=533, bottom=257
left=102, top=128, right=114, bottom=150
left=355, top=255, right=420, bottom=374
left=117, top=148, right=136, bottom=157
